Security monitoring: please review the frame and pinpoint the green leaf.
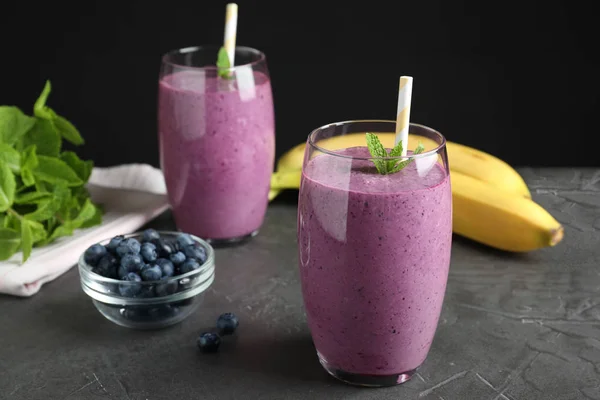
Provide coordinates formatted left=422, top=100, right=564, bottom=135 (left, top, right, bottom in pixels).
left=28, top=219, right=47, bottom=243
left=54, top=115, right=84, bottom=145
left=414, top=142, right=425, bottom=155
left=33, top=81, right=52, bottom=119
left=0, top=160, right=16, bottom=212
left=389, top=159, right=412, bottom=174
left=14, top=190, right=52, bottom=204
left=0, top=143, right=21, bottom=173
left=0, top=106, right=36, bottom=146
left=33, top=155, right=83, bottom=187
left=24, top=184, right=69, bottom=221
left=60, top=151, right=93, bottom=182
left=387, top=140, right=405, bottom=171
left=80, top=203, right=103, bottom=228
left=217, top=47, right=233, bottom=79
left=365, top=133, right=389, bottom=175
left=19, top=118, right=61, bottom=157
left=21, top=219, right=33, bottom=262
left=20, top=145, right=39, bottom=187
left=0, top=228, right=20, bottom=261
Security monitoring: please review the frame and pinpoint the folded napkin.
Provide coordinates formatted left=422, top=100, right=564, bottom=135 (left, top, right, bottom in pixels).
left=0, top=164, right=169, bottom=297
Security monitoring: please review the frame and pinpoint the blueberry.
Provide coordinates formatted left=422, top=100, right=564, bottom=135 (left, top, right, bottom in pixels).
left=141, top=264, right=162, bottom=281
left=217, top=312, right=239, bottom=335
left=137, top=286, right=156, bottom=298
left=180, top=258, right=200, bottom=274
left=119, top=272, right=142, bottom=297
left=177, top=233, right=195, bottom=248
left=183, top=245, right=207, bottom=264
left=142, top=229, right=161, bottom=242
left=169, top=251, right=186, bottom=266
left=94, top=254, right=118, bottom=278
left=117, top=265, right=129, bottom=279
left=156, top=258, right=174, bottom=278
left=116, top=238, right=141, bottom=257
left=140, top=242, right=158, bottom=263
left=120, top=253, right=144, bottom=272
left=84, top=244, right=107, bottom=266
left=148, top=305, right=179, bottom=319
left=107, top=235, right=125, bottom=254
left=152, top=238, right=176, bottom=258
left=155, top=280, right=178, bottom=297
left=197, top=332, right=221, bottom=353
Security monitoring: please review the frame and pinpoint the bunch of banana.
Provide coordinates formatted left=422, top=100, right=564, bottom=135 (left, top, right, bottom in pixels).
left=269, top=133, right=564, bottom=252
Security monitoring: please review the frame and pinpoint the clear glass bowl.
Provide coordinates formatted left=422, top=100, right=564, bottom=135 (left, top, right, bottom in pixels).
left=78, top=231, right=215, bottom=329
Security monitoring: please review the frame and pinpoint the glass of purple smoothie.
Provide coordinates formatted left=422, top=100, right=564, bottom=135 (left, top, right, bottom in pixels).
left=297, top=120, right=452, bottom=387
left=158, top=46, right=275, bottom=245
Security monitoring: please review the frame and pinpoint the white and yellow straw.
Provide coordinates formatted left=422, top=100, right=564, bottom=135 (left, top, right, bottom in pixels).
left=223, top=3, right=238, bottom=66
left=395, top=76, right=413, bottom=155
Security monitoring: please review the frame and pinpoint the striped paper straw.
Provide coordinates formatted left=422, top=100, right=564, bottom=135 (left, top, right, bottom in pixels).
left=223, top=3, right=238, bottom=66
left=395, top=76, right=413, bottom=155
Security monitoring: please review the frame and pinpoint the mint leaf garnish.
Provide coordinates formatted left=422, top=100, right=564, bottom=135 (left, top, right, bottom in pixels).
left=365, top=133, right=426, bottom=175
left=0, top=80, right=103, bottom=263
left=217, top=47, right=233, bottom=79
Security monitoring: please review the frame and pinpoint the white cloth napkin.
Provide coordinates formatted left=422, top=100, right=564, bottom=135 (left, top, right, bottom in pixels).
left=0, top=164, right=169, bottom=297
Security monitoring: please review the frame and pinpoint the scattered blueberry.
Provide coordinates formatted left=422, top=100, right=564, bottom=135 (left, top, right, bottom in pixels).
left=84, top=244, right=107, bottom=266
left=119, top=272, right=142, bottom=297
left=94, top=254, right=118, bottom=278
left=197, top=332, right=221, bottom=353
left=107, top=235, right=125, bottom=254
left=152, top=238, right=176, bottom=258
left=177, top=233, right=195, bottom=248
left=116, top=238, right=141, bottom=257
left=217, top=313, right=239, bottom=335
left=169, top=251, right=186, bottom=266
left=142, top=229, right=161, bottom=242
left=141, top=264, right=162, bottom=281
left=155, top=280, right=178, bottom=297
left=183, top=245, right=207, bottom=264
left=180, top=258, right=200, bottom=274
left=140, top=242, right=158, bottom=263
left=156, top=258, right=174, bottom=278
left=120, top=253, right=144, bottom=272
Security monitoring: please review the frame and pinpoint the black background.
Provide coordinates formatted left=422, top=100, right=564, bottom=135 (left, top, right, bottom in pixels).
left=1, top=0, right=597, bottom=168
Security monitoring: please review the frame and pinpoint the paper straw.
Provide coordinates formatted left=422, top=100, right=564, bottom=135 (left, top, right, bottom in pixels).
left=223, top=3, right=238, bottom=66
left=395, top=76, right=413, bottom=155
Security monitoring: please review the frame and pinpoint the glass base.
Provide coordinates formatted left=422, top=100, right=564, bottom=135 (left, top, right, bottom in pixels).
left=205, top=230, right=258, bottom=247
left=318, top=352, right=417, bottom=387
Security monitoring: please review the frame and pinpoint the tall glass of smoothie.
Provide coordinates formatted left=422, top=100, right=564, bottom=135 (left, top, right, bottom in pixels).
left=158, top=46, right=275, bottom=244
left=297, top=120, right=452, bottom=387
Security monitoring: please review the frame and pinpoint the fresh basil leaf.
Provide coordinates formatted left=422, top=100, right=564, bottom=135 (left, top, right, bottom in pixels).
left=24, top=184, right=69, bottom=221
left=20, top=145, right=39, bottom=187
left=0, top=143, right=21, bottom=174
left=217, top=47, right=232, bottom=79
left=365, top=133, right=389, bottom=174
left=33, top=81, right=52, bottom=119
left=60, top=151, right=93, bottom=182
left=414, top=142, right=425, bottom=155
left=0, top=106, right=36, bottom=146
left=28, top=219, right=47, bottom=243
left=14, top=190, right=52, bottom=205
left=80, top=203, right=103, bottom=228
left=19, top=118, right=61, bottom=157
left=33, top=155, right=83, bottom=187
left=54, top=115, right=84, bottom=146
left=0, top=160, right=16, bottom=212
left=21, top=219, right=33, bottom=262
left=0, top=227, right=21, bottom=261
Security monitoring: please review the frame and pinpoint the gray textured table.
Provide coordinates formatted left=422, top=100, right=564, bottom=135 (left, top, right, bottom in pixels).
left=1, top=168, right=599, bottom=400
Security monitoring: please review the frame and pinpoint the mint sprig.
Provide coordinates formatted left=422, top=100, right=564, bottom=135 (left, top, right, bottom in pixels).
left=0, top=81, right=102, bottom=263
left=217, top=47, right=233, bottom=79
left=365, top=133, right=426, bottom=175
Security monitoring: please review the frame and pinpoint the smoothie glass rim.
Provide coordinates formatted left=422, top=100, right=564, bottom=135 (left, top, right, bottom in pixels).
left=308, top=120, right=446, bottom=161
left=161, top=45, right=266, bottom=72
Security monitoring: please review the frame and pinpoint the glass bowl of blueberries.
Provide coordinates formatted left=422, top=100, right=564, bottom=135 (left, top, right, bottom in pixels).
left=78, top=229, right=215, bottom=329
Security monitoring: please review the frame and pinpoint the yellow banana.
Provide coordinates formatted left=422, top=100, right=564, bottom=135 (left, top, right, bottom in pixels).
left=451, top=172, right=563, bottom=252
left=271, top=133, right=530, bottom=198
left=270, top=168, right=563, bottom=252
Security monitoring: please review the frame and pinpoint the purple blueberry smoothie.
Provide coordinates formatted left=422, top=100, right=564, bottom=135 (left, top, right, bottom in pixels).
left=158, top=69, right=274, bottom=241
left=298, top=146, right=452, bottom=382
